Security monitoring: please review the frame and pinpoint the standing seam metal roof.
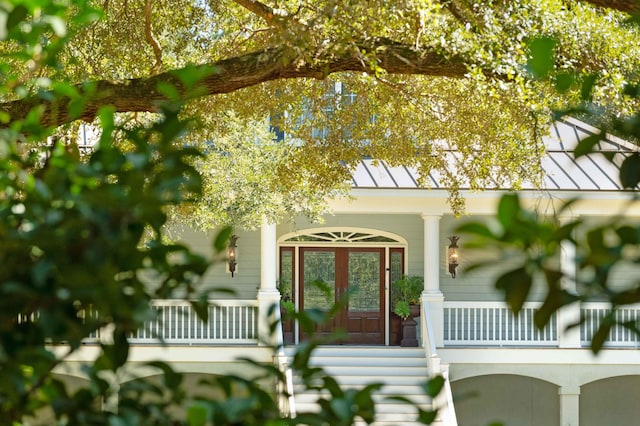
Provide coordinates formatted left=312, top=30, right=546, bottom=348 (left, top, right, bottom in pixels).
left=350, top=118, right=636, bottom=192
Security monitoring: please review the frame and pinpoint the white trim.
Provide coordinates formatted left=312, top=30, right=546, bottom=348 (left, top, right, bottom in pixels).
left=278, top=226, right=408, bottom=246
left=278, top=227, right=408, bottom=346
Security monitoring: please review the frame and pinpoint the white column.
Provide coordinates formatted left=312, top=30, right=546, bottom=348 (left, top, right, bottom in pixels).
left=257, top=219, right=280, bottom=345
left=559, top=386, right=580, bottom=426
left=101, top=372, right=120, bottom=414
left=421, top=214, right=445, bottom=347
left=558, top=216, right=581, bottom=348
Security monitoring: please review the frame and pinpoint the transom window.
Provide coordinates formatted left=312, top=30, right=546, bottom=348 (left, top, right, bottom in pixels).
left=281, top=229, right=404, bottom=244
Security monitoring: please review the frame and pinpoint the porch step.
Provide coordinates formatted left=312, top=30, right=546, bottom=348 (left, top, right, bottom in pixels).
left=285, top=346, right=437, bottom=425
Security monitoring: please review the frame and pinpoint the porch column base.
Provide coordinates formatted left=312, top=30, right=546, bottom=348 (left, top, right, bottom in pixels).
left=421, top=291, right=444, bottom=348
left=559, top=386, right=580, bottom=426
left=257, top=289, right=281, bottom=346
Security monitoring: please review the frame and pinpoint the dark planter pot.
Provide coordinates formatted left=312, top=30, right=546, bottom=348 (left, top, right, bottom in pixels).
left=410, top=303, right=421, bottom=318
left=280, top=308, right=295, bottom=345
left=390, top=314, right=402, bottom=346
left=400, top=304, right=421, bottom=347
left=400, top=317, right=418, bottom=347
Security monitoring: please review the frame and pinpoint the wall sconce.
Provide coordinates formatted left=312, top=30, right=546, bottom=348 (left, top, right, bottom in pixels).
left=447, top=236, right=460, bottom=278
left=228, top=234, right=238, bottom=277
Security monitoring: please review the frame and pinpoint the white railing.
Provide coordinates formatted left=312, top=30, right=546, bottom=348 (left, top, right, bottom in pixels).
left=422, top=303, right=458, bottom=426
left=273, top=303, right=296, bottom=418
left=22, top=300, right=259, bottom=345
left=443, top=302, right=557, bottom=346
left=126, top=299, right=259, bottom=344
left=581, top=303, right=640, bottom=348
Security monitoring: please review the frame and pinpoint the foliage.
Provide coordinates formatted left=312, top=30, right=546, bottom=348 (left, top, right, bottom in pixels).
left=2, top=1, right=639, bottom=224
left=171, top=115, right=348, bottom=230
left=0, top=95, right=221, bottom=421
left=394, top=301, right=412, bottom=321
left=392, top=276, right=423, bottom=319
left=0, top=2, right=445, bottom=424
left=278, top=278, right=296, bottom=319
left=459, top=18, right=640, bottom=354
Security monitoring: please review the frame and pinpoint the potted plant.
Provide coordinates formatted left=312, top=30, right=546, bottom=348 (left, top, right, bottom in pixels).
left=392, top=275, right=423, bottom=347
left=277, top=279, right=295, bottom=344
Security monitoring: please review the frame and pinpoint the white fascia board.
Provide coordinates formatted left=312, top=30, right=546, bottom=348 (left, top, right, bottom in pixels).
left=439, top=347, right=640, bottom=366
left=328, top=188, right=640, bottom=216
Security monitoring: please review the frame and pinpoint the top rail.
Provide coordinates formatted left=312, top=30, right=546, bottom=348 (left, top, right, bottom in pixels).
left=443, top=302, right=557, bottom=347
left=444, top=301, right=640, bottom=348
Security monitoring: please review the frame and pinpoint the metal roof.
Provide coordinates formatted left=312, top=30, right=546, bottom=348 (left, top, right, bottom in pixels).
left=351, top=118, right=636, bottom=192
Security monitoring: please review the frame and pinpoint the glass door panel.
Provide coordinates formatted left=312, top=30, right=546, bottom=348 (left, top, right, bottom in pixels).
left=348, top=251, right=381, bottom=312
left=302, top=250, right=335, bottom=311
left=345, top=249, right=384, bottom=344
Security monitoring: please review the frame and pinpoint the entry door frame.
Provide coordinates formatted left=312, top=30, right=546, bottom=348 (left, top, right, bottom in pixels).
left=299, top=246, right=386, bottom=344
left=278, top=227, right=408, bottom=346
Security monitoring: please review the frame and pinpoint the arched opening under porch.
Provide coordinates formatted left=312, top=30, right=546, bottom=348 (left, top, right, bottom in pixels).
left=451, top=373, right=559, bottom=426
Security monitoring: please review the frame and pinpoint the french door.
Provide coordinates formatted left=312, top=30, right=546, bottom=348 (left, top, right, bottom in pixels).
left=299, top=247, right=385, bottom=344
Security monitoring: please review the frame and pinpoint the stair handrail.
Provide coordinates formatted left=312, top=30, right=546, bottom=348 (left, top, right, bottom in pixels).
left=422, top=302, right=458, bottom=426
left=273, top=301, right=296, bottom=418
left=420, top=302, right=439, bottom=375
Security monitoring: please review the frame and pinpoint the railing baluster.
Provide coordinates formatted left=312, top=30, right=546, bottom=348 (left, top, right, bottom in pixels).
left=441, top=301, right=607, bottom=348
left=110, top=300, right=259, bottom=345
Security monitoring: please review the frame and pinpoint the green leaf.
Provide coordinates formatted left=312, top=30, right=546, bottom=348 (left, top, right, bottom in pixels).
left=554, top=72, right=574, bottom=93
left=157, top=81, right=181, bottom=102
left=591, top=314, right=613, bottom=354
left=580, top=74, right=598, bottom=101
left=495, top=267, right=532, bottom=314
left=417, top=408, right=438, bottom=424
left=6, top=5, right=28, bottom=32
left=190, top=297, right=209, bottom=322
left=214, top=226, right=233, bottom=253
left=497, top=193, right=520, bottom=229
left=616, top=225, right=638, bottom=245
left=574, top=134, right=601, bottom=158
left=456, top=222, right=496, bottom=239
left=424, top=375, right=445, bottom=398
left=619, top=153, right=640, bottom=188
left=146, top=361, right=183, bottom=389
left=527, top=37, right=556, bottom=79
left=187, top=403, right=209, bottom=426
left=322, top=376, right=344, bottom=398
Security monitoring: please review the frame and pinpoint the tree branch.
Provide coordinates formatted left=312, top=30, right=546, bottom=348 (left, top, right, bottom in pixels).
left=582, top=0, right=640, bottom=13
left=232, top=0, right=288, bottom=26
left=0, top=40, right=470, bottom=128
left=144, top=0, right=163, bottom=75
left=440, top=0, right=481, bottom=30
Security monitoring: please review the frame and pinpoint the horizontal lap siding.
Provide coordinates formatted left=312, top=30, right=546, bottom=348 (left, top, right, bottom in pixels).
left=173, top=227, right=261, bottom=299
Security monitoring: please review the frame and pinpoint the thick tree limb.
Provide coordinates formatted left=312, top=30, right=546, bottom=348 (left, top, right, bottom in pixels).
left=0, top=41, right=468, bottom=128
left=583, top=0, right=640, bottom=13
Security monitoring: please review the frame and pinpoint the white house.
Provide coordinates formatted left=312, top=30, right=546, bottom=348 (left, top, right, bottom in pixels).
left=53, top=117, right=640, bottom=426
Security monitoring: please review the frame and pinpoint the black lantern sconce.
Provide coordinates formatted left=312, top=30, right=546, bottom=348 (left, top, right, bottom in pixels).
left=447, top=236, right=460, bottom=278
left=228, top=234, right=238, bottom=277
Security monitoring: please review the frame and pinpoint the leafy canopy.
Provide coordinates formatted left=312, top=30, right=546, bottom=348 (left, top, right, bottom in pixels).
left=2, top=0, right=639, bottom=227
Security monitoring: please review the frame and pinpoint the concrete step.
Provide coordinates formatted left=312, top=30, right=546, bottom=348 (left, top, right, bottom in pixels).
left=293, top=383, right=429, bottom=395
left=297, top=365, right=429, bottom=377
left=301, top=356, right=428, bottom=368
left=293, top=391, right=432, bottom=407
left=288, top=346, right=437, bottom=425
left=285, top=346, right=425, bottom=358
